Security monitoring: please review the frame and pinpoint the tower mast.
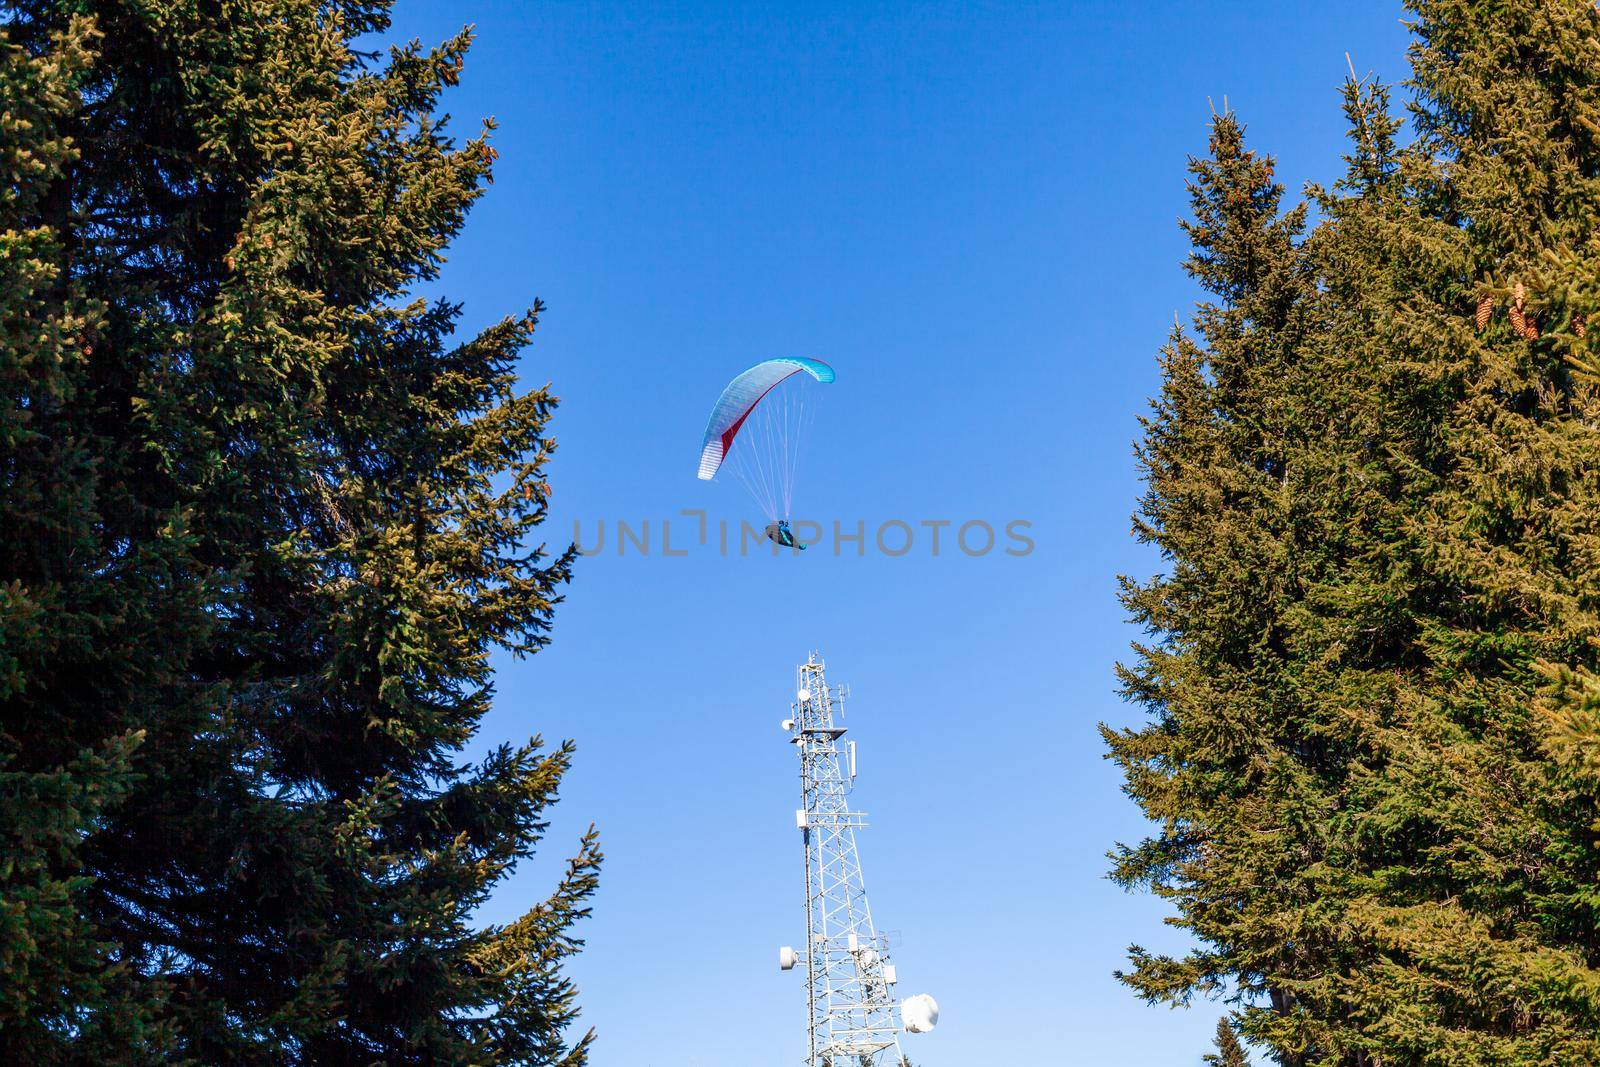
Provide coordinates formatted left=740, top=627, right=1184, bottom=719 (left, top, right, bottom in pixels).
left=778, top=653, right=932, bottom=1066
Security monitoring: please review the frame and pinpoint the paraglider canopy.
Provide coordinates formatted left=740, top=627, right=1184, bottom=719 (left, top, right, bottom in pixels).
left=697, top=357, right=833, bottom=482
left=696, top=357, right=833, bottom=521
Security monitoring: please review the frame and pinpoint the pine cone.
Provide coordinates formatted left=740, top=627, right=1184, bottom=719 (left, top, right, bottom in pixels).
left=1576, top=314, right=1587, bottom=339
left=1475, top=294, right=1493, bottom=330
left=1509, top=302, right=1527, bottom=336
left=1514, top=281, right=1527, bottom=308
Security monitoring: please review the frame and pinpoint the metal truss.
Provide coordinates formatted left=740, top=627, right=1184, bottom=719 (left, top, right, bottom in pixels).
left=782, top=654, right=909, bottom=1067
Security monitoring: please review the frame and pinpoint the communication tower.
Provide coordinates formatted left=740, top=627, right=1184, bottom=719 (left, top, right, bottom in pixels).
left=776, top=653, right=938, bottom=1066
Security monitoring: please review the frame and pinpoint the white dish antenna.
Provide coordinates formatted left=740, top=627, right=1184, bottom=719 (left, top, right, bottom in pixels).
left=901, top=993, right=939, bottom=1034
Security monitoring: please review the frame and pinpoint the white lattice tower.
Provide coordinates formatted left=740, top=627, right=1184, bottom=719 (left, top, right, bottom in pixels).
left=780, top=654, right=910, bottom=1067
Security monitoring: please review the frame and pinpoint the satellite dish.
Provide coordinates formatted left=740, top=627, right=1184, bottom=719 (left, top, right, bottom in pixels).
left=901, top=993, right=939, bottom=1034
left=797, top=688, right=811, bottom=703
left=779, top=946, right=799, bottom=971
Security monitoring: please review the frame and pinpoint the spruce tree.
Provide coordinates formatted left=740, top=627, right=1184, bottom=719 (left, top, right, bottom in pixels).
left=1108, top=110, right=1357, bottom=1064
left=0, top=15, right=172, bottom=1059
left=1205, top=1016, right=1251, bottom=1067
left=1114, top=2, right=1600, bottom=1064
left=0, top=3, right=596, bottom=1063
left=1337, top=0, right=1600, bottom=1060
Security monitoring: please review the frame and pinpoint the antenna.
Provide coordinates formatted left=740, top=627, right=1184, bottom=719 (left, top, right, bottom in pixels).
left=776, top=654, right=937, bottom=1066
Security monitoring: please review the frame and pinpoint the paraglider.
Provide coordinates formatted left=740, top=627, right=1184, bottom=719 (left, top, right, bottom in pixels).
left=697, top=357, right=833, bottom=540
left=764, top=520, right=803, bottom=550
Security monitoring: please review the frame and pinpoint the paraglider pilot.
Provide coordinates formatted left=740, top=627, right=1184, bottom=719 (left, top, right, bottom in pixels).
left=765, top=520, right=805, bottom=550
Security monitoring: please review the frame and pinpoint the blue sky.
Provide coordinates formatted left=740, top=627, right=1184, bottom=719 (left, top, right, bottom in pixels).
left=383, top=3, right=1411, bottom=1063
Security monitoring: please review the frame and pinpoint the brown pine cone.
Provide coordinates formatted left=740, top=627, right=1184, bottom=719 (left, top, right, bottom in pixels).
left=1475, top=294, right=1493, bottom=330
left=1576, top=314, right=1587, bottom=339
left=1509, top=302, right=1529, bottom=337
